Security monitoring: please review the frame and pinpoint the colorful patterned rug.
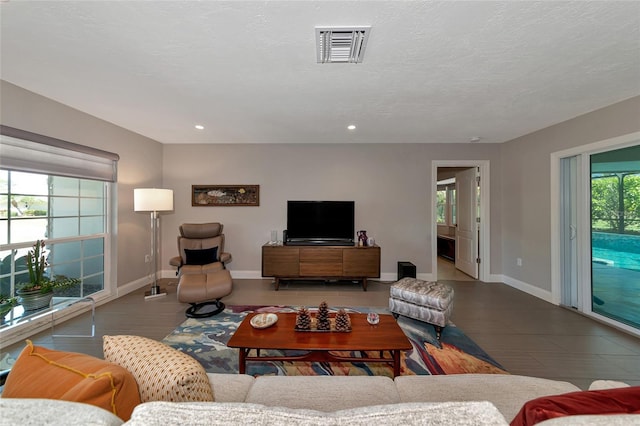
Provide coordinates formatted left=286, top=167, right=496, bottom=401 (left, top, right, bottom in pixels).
left=162, top=305, right=507, bottom=377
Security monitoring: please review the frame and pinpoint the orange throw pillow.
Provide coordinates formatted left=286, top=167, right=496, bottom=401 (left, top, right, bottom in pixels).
left=2, top=340, right=141, bottom=420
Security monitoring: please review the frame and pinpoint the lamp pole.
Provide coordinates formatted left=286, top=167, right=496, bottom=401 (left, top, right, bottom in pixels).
left=150, top=209, right=160, bottom=295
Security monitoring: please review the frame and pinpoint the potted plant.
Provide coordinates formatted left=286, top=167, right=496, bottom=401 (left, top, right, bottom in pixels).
left=0, top=294, right=17, bottom=323
left=16, top=240, right=80, bottom=311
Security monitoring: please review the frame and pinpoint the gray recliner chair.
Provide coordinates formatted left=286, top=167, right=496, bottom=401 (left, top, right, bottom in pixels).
left=169, top=223, right=233, bottom=318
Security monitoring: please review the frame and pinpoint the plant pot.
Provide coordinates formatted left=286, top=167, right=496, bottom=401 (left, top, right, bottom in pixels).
left=17, top=289, right=54, bottom=311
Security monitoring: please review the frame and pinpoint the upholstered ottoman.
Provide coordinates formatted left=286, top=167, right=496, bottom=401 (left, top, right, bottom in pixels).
left=178, top=270, right=232, bottom=318
left=389, top=277, right=454, bottom=338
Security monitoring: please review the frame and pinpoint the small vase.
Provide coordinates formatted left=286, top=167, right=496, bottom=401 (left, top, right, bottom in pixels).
left=17, top=289, right=54, bottom=311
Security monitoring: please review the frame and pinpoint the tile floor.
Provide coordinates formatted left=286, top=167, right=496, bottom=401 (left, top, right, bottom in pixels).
left=2, top=258, right=639, bottom=390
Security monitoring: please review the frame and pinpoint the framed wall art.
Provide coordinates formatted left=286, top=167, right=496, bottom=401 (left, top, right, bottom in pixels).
left=192, top=185, right=260, bottom=206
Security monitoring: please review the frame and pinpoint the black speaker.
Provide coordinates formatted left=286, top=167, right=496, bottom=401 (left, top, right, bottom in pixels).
left=283, top=229, right=287, bottom=244
left=397, top=261, right=416, bottom=279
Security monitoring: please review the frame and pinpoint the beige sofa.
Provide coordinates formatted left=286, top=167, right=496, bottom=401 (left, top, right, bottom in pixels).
left=2, top=336, right=637, bottom=425
left=1, top=373, right=635, bottom=425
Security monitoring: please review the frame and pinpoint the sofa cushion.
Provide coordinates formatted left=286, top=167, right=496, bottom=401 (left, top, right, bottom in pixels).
left=103, top=335, right=214, bottom=403
left=0, top=398, right=124, bottom=426
left=394, top=374, right=581, bottom=422
left=245, top=375, right=400, bottom=411
left=126, top=401, right=509, bottom=425
left=207, top=373, right=255, bottom=402
left=1, top=340, right=140, bottom=420
left=536, top=414, right=640, bottom=425
left=510, top=386, right=640, bottom=426
left=589, top=380, right=631, bottom=391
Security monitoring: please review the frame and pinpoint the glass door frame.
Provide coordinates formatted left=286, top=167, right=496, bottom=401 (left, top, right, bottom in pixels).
left=551, top=131, right=640, bottom=337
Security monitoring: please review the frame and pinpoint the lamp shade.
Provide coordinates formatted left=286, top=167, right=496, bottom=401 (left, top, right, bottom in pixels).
left=134, top=188, right=174, bottom=212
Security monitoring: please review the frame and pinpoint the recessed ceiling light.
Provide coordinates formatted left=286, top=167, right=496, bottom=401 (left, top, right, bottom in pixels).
left=195, top=125, right=204, bottom=130
left=470, top=136, right=481, bottom=143
left=347, top=124, right=357, bottom=131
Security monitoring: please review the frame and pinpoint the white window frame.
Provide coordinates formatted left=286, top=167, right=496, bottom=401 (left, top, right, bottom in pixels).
left=0, top=126, right=118, bottom=349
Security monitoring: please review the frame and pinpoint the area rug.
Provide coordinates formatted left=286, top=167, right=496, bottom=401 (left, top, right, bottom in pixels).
left=162, top=305, right=507, bottom=377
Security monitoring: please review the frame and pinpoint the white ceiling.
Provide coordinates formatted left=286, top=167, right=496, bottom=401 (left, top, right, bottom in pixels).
left=1, top=1, right=639, bottom=145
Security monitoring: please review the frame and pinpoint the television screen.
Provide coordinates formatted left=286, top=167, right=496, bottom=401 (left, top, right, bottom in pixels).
left=286, top=201, right=354, bottom=244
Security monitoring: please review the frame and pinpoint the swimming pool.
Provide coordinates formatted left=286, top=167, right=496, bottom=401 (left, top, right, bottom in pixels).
left=592, top=247, right=640, bottom=272
left=592, top=232, right=640, bottom=272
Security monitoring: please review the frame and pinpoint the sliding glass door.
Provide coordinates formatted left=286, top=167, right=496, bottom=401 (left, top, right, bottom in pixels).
left=559, top=141, right=640, bottom=335
left=590, top=145, right=640, bottom=329
left=560, top=156, right=579, bottom=309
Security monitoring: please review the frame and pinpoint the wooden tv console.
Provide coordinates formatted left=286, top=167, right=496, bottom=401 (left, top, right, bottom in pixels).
left=262, top=243, right=381, bottom=291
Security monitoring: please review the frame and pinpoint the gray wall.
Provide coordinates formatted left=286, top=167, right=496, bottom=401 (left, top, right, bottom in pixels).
left=161, top=143, right=502, bottom=278
left=3, top=79, right=639, bottom=301
left=500, top=96, right=640, bottom=293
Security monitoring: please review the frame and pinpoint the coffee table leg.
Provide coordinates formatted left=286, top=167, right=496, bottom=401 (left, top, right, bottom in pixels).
left=392, top=350, right=401, bottom=377
left=238, top=348, right=247, bottom=374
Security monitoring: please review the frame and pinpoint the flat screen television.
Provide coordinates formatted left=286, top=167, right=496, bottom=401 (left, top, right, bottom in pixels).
left=286, top=201, right=355, bottom=245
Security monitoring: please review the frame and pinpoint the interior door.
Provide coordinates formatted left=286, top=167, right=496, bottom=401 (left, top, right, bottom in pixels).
left=455, top=167, right=479, bottom=278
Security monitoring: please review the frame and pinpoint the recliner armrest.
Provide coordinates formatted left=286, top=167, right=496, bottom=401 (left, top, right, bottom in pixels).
left=169, top=256, right=183, bottom=268
left=220, top=252, right=232, bottom=264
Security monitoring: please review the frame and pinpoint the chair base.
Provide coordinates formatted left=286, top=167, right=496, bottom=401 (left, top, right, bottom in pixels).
left=185, top=300, right=225, bottom=318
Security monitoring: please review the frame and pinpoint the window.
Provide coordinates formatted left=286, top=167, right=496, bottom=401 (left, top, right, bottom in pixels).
left=451, top=187, right=457, bottom=225
left=0, top=126, right=118, bottom=338
left=0, top=170, right=108, bottom=299
left=436, top=189, right=447, bottom=224
left=437, top=179, right=457, bottom=226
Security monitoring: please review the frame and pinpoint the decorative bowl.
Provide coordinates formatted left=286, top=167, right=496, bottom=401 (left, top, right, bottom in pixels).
left=250, top=313, right=278, bottom=329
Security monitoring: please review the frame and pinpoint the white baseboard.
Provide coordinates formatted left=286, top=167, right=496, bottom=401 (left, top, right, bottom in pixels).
left=416, top=272, right=436, bottom=281
left=501, top=274, right=554, bottom=304
left=203, top=270, right=405, bottom=282
left=229, top=270, right=262, bottom=279
left=153, top=269, right=556, bottom=307
left=487, top=273, right=505, bottom=283
left=116, top=276, right=151, bottom=297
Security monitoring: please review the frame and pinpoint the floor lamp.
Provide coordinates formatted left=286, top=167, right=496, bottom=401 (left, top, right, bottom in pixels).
left=134, top=188, right=174, bottom=300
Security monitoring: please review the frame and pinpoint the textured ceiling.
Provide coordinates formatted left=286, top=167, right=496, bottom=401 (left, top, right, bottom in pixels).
left=1, top=1, right=639, bottom=145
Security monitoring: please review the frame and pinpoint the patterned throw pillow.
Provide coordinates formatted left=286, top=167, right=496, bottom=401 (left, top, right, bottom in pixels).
left=103, top=335, right=214, bottom=402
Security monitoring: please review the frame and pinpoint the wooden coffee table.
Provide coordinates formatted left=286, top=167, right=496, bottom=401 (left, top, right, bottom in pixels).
left=227, top=312, right=412, bottom=377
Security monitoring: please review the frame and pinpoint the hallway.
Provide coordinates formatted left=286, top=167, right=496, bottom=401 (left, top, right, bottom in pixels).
left=437, top=256, right=476, bottom=281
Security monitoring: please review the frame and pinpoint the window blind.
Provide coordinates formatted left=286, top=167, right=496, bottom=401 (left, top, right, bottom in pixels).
left=0, top=125, right=119, bottom=182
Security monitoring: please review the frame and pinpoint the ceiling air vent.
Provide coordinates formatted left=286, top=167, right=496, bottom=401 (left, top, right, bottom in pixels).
left=315, top=26, right=371, bottom=63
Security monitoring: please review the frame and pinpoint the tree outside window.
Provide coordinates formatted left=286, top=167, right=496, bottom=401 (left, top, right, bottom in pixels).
left=592, top=173, right=640, bottom=235
left=437, top=185, right=456, bottom=226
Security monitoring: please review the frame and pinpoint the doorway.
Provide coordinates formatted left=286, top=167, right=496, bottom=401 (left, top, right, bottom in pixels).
left=431, top=160, right=490, bottom=282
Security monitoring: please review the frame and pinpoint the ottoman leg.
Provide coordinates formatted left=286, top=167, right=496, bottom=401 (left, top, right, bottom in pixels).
left=435, top=325, right=443, bottom=340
